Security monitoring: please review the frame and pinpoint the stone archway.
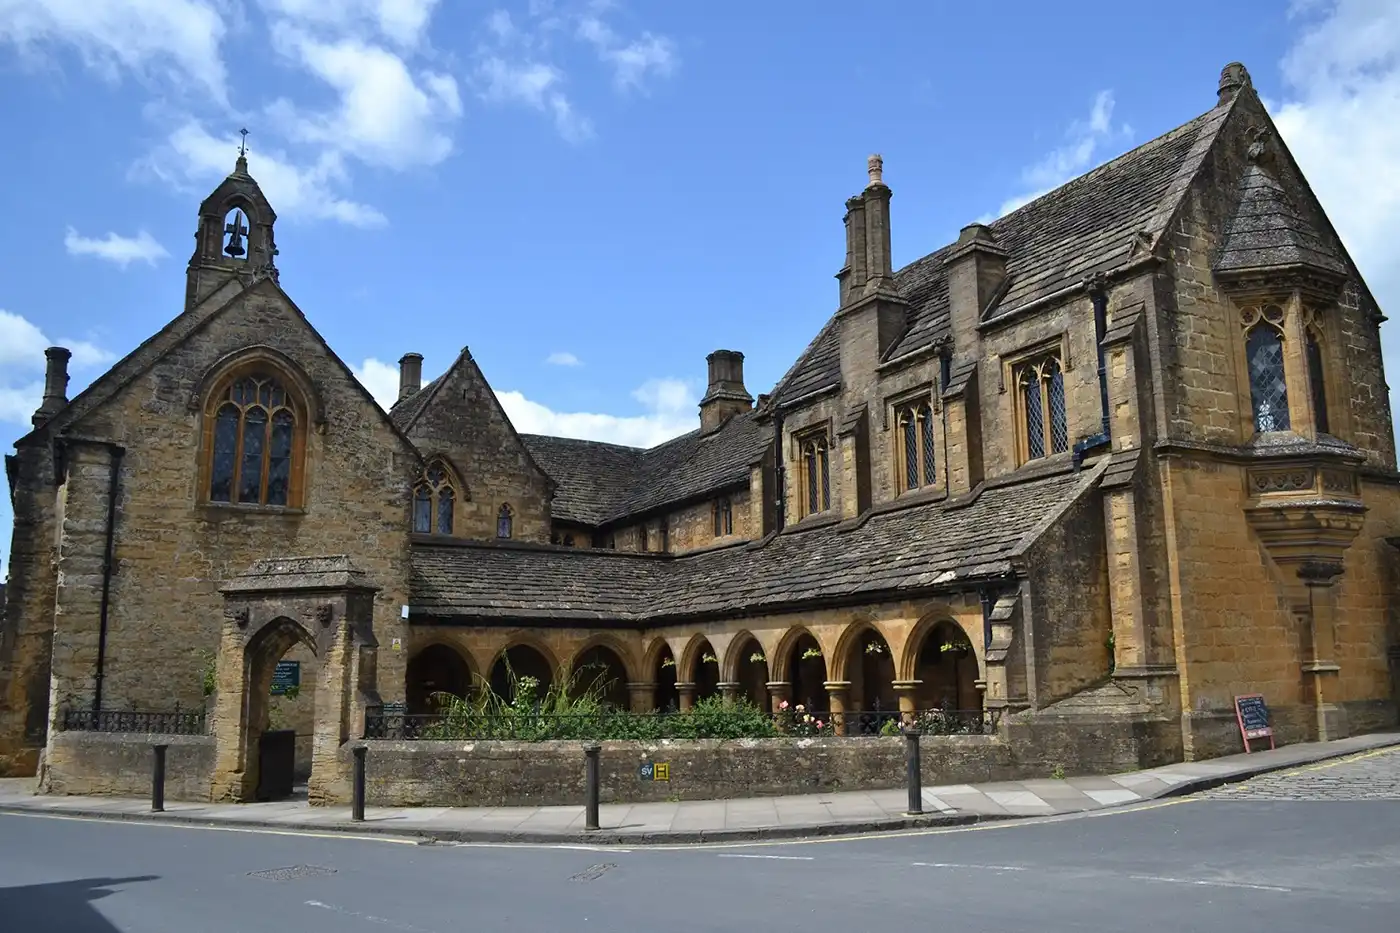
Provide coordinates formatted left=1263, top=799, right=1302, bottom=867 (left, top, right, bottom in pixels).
left=570, top=644, right=631, bottom=709
left=913, top=620, right=981, bottom=712
left=210, top=557, right=379, bottom=805
left=407, top=644, right=473, bottom=715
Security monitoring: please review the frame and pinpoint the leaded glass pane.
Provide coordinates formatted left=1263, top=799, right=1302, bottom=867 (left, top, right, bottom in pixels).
left=210, top=403, right=239, bottom=502
left=1047, top=361, right=1069, bottom=454
left=713, top=501, right=722, bottom=537
left=266, top=410, right=294, bottom=506
left=902, top=414, right=918, bottom=490
left=819, top=443, right=830, bottom=510
left=1247, top=326, right=1291, bottom=432
left=437, top=486, right=454, bottom=535
left=497, top=505, right=513, bottom=539
left=921, top=406, right=936, bottom=486
left=413, top=486, right=432, bottom=532
left=806, top=448, right=819, bottom=514
left=238, top=406, right=267, bottom=503
left=428, top=465, right=446, bottom=487
left=723, top=498, right=733, bottom=534
left=257, top=379, right=272, bottom=406
left=1307, top=331, right=1329, bottom=435
left=1023, top=375, right=1045, bottom=460
left=231, top=378, right=255, bottom=405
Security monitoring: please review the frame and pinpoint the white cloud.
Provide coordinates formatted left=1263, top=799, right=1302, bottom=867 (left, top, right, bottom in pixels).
left=475, top=54, right=592, bottom=142
left=257, top=0, right=440, bottom=48
left=267, top=27, right=462, bottom=170
left=1271, top=0, right=1400, bottom=431
left=63, top=227, right=170, bottom=267
left=0, top=308, right=115, bottom=425
left=142, top=122, right=387, bottom=227
left=576, top=14, right=676, bottom=91
left=351, top=357, right=401, bottom=409
left=0, top=0, right=228, bottom=102
left=985, top=90, right=1134, bottom=219
left=546, top=351, right=581, bottom=366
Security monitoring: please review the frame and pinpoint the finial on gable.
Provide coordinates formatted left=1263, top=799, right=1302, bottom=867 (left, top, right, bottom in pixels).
left=235, top=127, right=250, bottom=174
left=1217, top=62, right=1251, bottom=105
left=867, top=153, right=884, bottom=188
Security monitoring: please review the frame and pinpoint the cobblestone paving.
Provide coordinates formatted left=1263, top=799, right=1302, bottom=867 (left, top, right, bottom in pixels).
left=1202, top=747, right=1400, bottom=800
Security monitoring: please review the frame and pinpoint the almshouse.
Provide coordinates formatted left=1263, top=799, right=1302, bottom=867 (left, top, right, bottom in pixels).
left=3, top=62, right=1398, bottom=803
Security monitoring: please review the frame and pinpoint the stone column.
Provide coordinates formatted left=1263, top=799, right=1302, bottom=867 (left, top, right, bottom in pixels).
left=675, top=683, right=697, bottom=712
left=824, top=681, right=851, bottom=734
left=766, top=681, right=791, bottom=714
left=892, top=681, right=921, bottom=724
left=717, top=682, right=741, bottom=703
left=1300, top=561, right=1346, bottom=741
left=628, top=682, right=657, bottom=714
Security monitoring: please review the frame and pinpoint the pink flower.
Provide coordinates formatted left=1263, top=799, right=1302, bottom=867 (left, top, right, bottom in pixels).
left=779, top=700, right=789, bottom=710
left=815, top=720, right=825, bottom=729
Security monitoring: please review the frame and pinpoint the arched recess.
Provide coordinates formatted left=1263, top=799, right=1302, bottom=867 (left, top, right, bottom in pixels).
left=489, top=642, right=558, bottom=703
left=238, top=616, right=316, bottom=802
left=413, top=456, right=469, bottom=536
left=681, top=636, right=720, bottom=702
left=645, top=639, right=679, bottom=712
left=726, top=631, right=770, bottom=711
left=197, top=352, right=317, bottom=509
left=834, top=623, right=897, bottom=720
left=406, top=643, right=473, bottom=715
left=195, top=346, right=326, bottom=427
left=570, top=642, right=631, bottom=709
left=909, top=620, right=982, bottom=712
left=773, top=627, right=828, bottom=712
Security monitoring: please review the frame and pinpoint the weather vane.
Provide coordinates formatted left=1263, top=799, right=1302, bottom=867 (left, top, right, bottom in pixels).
left=238, top=128, right=249, bottom=157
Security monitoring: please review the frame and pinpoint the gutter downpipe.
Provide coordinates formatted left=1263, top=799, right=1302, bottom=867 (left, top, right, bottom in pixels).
left=1072, top=289, right=1112, bottom=470
left=773, top=411, right=787, bottom=532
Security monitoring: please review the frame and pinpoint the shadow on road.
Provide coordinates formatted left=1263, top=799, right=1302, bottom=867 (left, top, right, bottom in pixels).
left=0, top=875, right=159, bottom=931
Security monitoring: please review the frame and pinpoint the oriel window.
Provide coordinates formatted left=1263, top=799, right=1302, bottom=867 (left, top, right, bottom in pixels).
left=1246, top=316, right=1290, bottom=433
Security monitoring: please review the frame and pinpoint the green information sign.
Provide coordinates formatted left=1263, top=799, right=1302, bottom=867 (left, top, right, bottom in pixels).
left=271, top=660, right=300, bottom=696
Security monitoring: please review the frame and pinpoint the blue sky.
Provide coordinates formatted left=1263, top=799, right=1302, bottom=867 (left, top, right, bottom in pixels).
left=2, top=0, right=1398, bottom=572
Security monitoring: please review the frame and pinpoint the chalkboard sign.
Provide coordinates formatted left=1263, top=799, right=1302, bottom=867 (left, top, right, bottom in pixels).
left=1233, top=693, right=1275, bottom=752
left=271, top=661, right=300, bottom=696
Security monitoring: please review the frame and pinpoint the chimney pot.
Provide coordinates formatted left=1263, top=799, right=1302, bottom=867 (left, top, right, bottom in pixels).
left=1217, top=61, right=1251, bottom=105
left=699, top=349, right=753, bottom=433
left=398, top=352, right=424, bottom=401
left=32, top=346, right=72, bottom=426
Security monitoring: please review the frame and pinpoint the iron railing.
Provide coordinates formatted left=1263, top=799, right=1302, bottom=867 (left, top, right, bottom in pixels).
left=363, top=707, right=1001, bottom=741
left=60, top=709, right=207, bottom=736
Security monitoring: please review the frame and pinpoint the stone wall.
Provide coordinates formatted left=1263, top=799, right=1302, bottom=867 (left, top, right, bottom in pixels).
left=39, top=732, right=215, bottom=800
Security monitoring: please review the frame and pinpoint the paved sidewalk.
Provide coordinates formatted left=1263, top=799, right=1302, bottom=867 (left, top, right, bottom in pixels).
left=2, top=731, right=1396, bottom=845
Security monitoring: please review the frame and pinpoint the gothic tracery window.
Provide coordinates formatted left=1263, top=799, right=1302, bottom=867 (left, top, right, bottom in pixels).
left=207, top=370, right=302, bottom=506
left=1016, top=355, right=1069, bottom=463
left=799, top=432, right=831, bottom=516
left=497, top=504, right=514, bottom=539
left=412, top=460, right=458, bottom=535
left=895, top=399, right=937, bottom=491
left=714, top=497, right=733, bottom=537
left=1245, top=307, right=1290, bottom=433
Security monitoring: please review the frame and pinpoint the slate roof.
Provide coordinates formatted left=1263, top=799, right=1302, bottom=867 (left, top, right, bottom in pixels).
left=520, top=410, right=769, bottom=526
left=411, top=462, right=1105, bottom=622
left=1213, top=163, right=1347, bottom=277
left=388, top=377, right=439, bottom=433
left=769, top=104, right=1233, bottom=407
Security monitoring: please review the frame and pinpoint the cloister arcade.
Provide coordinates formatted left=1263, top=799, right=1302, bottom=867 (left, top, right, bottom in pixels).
left=402, top=613, right=986, bottom=728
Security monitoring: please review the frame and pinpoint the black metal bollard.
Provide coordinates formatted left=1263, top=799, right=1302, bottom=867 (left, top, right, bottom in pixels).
left=351, top=745, right=367, bottom=822
left=903, top=727, right=923, bottom=816
left=151, top=744, right=168, bottom=812
left=583, top=743, right=601, bottom=831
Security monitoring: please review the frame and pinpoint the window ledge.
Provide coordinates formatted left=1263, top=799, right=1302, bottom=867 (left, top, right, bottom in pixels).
left=780, top=511, right=842, bottom=536
left=198, top=501, right=304, bottom=517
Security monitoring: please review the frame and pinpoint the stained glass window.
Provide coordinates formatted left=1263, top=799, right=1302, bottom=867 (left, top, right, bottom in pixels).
left=208, top=372, right=299, bottom=506
left=1306, top=329, right=1329, bottom=435
left=1247, top=325, right=1290, bottom=433
left=413, top=486, right=432, bottom=533
left=497, top=504, right=513, bottom=539
left=412, top=459, right=458, bottom=535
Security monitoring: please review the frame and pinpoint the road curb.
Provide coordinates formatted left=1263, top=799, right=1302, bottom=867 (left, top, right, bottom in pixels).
left=1155, top=738, right=1400, bottom=800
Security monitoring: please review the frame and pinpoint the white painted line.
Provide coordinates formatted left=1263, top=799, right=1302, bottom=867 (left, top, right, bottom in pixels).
left=911, top=862, right=1026, bottom=871
left=717, top=854, right=815, bottom=861
left=305, top=900, right=438, bottom=931
left=451, top=842, right=634, bottom=853
left=1083, top=788, right=1141, bottom=806
left=1128, top=875, right=1292, bottom=893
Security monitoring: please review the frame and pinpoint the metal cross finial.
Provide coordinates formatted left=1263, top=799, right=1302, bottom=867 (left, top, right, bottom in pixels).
left=238, top=128, right=249, bottom=157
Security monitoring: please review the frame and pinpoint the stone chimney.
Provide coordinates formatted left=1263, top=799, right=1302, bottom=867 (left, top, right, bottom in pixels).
left=31, top=346, right=71, bottom=426
left=1217, top=62, right=1251, bottom=105
left=699, top=350, right=753, bottom=433
left=943, top=222, right=1007, bottom=353
left=398, top=352, right=423, bottom=401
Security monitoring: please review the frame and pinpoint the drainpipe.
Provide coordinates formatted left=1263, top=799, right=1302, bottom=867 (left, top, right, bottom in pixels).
left=772, top=411, right=787, bottom=532
left=90, top=442, right=125, bottom=714
left=1072, top=289, right=1112, bottom=469
left=939, top=350, right=952, bottom=487
left=979, top=588, right=993, bottom=651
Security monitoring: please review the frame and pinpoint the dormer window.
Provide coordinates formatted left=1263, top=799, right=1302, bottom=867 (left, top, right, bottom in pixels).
left=797, top=431, right=831, bottom=517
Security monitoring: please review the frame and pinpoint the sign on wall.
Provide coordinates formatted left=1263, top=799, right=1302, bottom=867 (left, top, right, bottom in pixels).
left=1233, top=694, right=1275, bottom=752
left=639, top=762, right=670, bottom=782
left=271, top=660, right=301, bottom=696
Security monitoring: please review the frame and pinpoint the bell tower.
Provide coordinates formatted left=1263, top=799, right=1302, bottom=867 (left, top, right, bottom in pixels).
left=186, top=129, right=280, bottom=310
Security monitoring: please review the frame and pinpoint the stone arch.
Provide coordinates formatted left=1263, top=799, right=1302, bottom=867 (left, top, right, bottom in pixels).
left=406, top=642, right=473, bottom=715
left=644, top=638, right=679, bottom=712
left=831, top=622, right=898, bottom=728
left=768, top=625, right=828, bottom=683
left=676, top=633, right=711, bottom=684
left=195, top=345, right=326, bottom=428
left=899, top=612, right=979, bottom=682
left=679, top=634, right=720, bottom=702
left=827, top=620, right=894, bottom=683
left=571, top=634, right=641, bottom=684
left=908, top=618, right=982, bottom=712
left=725, top=631, right=770, bottom=711
left=488, top=639, right=559, bottom=702
left=569, top=639, right=632, bottom=709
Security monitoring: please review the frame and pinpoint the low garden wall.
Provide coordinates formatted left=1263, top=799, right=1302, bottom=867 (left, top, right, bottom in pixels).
left=39, top=731, right=215, bottom=800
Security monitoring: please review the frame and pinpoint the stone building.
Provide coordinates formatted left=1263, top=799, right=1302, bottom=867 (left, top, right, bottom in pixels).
left=2, top=62, right=1398, bottom=799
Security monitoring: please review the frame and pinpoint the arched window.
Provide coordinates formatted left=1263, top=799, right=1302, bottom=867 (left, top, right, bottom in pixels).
left=1306, top=328, right=1329, bottom=435
left=206, top=370, right=304, bottom=506
left=1016, top=355, right=1069, bottom=463
left=497, top=504, right=513, bottom=539
left=895, top=400, right=937, bottom=491
left=412, top=460, right=458, bottom=535
left=799, top=432, right=831, bottom=516
left=714, top=497, right=733, bottom=537
left=1247, top=323, right=1290, bottom=433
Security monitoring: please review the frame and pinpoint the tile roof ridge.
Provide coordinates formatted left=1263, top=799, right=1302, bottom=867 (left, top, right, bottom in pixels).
left=1008, top=456, right=1111, bottom=560
left=766, top=314, right=841, bottom=408
left=520, top=433, right=647, bottom=454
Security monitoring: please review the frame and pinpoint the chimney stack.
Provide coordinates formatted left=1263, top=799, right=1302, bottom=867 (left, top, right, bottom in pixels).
left=699, top=349, right=753, bottom=433
left=398, top=352, right=423, bottom=401
left=1217, top=61, right=1251, bottom=105
left=32, top=346, right=71, bottom=426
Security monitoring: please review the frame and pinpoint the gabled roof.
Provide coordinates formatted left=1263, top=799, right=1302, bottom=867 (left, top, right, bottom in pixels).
left=1214, top=163, right=1347, bottom=277
left=520, top=434, right=644, bottom=526
left=411, top=461, right=1106, bottom=622
left=769, top=102, right=1234, bottom=407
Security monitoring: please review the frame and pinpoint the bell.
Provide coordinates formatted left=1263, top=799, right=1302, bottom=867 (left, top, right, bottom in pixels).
left=224, top=210, right=248, bottom=258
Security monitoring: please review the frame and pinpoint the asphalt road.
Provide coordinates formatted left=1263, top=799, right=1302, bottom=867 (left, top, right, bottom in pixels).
left=3, top=750, right=1399, bottom=933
